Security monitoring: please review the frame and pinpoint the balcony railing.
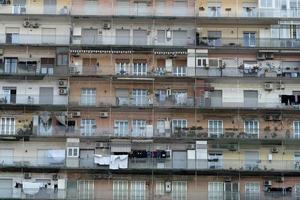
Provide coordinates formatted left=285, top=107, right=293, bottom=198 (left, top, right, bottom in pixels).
left=199, top=8, right=300, bottom=18
left=72, top=35, right=195, bottom=47
left=0, top=64, right=69, bottom=76
left=0, top=34, right=70, bottom=45
left=1, top=125, right=297, bottom=141
left=0, top=94, right=68, bottom=106
left=198, top=37, right=300, bottom=48
left=0, top=4, right=70, bottom=15
left=1, top=155, right=300, bottom=172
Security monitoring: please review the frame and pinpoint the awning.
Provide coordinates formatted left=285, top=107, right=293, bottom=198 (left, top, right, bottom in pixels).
left=110, top=141, right=131, bottom=153
left=47, top=149, right=65, bottom=163
left=22, top=182, right=43, bottom=195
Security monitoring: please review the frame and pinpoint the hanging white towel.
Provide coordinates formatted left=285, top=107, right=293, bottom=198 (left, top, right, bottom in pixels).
left=118, top=155, right=128, bottom=169
left=94, top=154, right=110, bottom=165
left=22, top=182, right=43, bottom=195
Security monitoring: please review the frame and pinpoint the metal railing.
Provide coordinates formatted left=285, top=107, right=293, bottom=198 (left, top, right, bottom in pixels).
left=1, top=155, right=300, bottom=172
left=0, top=34, right=70, bottom=45
left=0, top=4, right=70, bottom=15
left=0, top=94, right=68, bottom=106
left=0, top=125, right=297, bottom=141
left=197, top=37, right=300, bottom=48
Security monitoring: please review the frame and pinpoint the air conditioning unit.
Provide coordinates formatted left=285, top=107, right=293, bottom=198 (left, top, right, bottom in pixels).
left=265, top=53, right=274, bottom=59
left=166, top=30, right=172, bottom=39
left=264, top=83, right=273, bottom=90
left=58, top=79, right=68, bottom=87
left=73, top=112, right=81, bottom=117
left=24, top=173, right=32, bottom=179
left=264, top=180, right=272, bottom=186
left=166, top=89, right=172, bottom=96
left=271, top=147, right=279, bottom=153
left=103, top=23, right=111, bottom=30
left=52, top=174, right=58, bottom=181
left=257, top=52, right=266, bottom=60
left=23, top=20, right=30, bottom=28
left=100, top=112, right=109, bottom=118
left=59, top=88, right=68, bottom=95
left=165, top=181, right=172, bottom=192
left=95, top=142, right=109, bottom=148
left=32, top=23, right=39, bottom=29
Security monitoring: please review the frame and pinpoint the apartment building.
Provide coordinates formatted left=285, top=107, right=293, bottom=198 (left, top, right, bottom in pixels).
left=0, top=0, right=300, bottom=199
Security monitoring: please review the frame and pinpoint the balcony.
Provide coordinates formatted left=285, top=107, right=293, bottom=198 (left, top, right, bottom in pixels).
left=0, top=94, right=68, bottom=106
left=71, top=0, right=195, bottom=17
left=0, top=3, right=70, bottom=15
left=72, top=35, right=195, bottom=47
left=197, top=37, right=300, bottom=49
left=0, top=34, right=70, bottom=46
left=198, top=7, right=300, bottom=19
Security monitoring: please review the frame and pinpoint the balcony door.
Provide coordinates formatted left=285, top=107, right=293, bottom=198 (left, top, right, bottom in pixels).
left=244, top=90, right=258, bottom=107
left=39, top=87, right=53, bottom=105
left=4, top=58, right=17, bottom=74
left=44, top=0, right=57, bottom=14
left=0, top=179, right=13, bottom=198
left=243, top=32, right=256, bottom=47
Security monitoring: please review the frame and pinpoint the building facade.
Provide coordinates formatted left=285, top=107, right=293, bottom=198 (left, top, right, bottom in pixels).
left=0, top=0, right=300, bottom=199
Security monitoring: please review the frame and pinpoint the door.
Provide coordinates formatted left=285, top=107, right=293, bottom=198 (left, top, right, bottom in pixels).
left=0, top=149, right=13, bottom=165
left=39, top=87, right=54, bottom=104
left=172, top=151, right=187, bottom=169
left=173, top=30, right=187, bottom=46
left=210, top=90, right=222, bottom=107
left=80, top=150, right=95, bottom=168
left=244, top=90, right=258, bottom=107
left=133, top=30, right=147, bottom=45
left=2, top=87, right=16, bottom=104
left=208, top=31, right=221, bottom=46
left=82, top=29, right=98, bottom=45
left=132, top=89, right=147, bottom=106
left=0, top=179, right=13, bottom=198
left=116, top=29, right=130, bottom=45
left=245, top=151, right=259, bottom=170
left=224, top=182, right=239, bottom=200
left=243, top=32, right=256, bottom=47
left=42, top=28, right=56, bottom=44
left=4, top=58, right=17, bottom=74
left=44, top=0, right=57, bottom=14
left=116, top=89, right=129, bottom=105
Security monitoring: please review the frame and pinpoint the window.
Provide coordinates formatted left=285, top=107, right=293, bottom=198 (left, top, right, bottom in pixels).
left=114, top=120, right=129, bottom=136
left=172, top=66, right=186, bottom=76
left=207, top=31, right=222, bottom=46
left=80, top=119, right=96, bottom=136
left=208, top=152, right=223, bottom=169
left=2, top=87, right=16, bottom=104
left=132, top=89, right=148, bottom=106
left=115, top=62, right=129, bottom=75
left=133, top=63, right=147, bottom=76
left=131, top=181, right=146, bottom=200
left=172, top=119, right=187, bottom=133
left=57, top=53, right=68, bottom=66
left=5, top=28, right=19, bottom=44
left=296, top=183, right=300, bottom=200
left=172, top=181, right=187, bottom=200
left=132, top=120, right=146, bottom=137
left=113, top=180, right=128, bottom=200
left=67, top=147, right=79, bottom=157
left=245, top=182, right=260, bottom=200
left=207, top=4, right=221, bottom=17
left=80, top=88, right=96, bottom=106
left=4, top=58, right=17, bottom=74
left=294, top=121, right=300, bottom=138
left=208, top=120, right=223, bottom=137
left=0, top=117, right=15, bottom=135
left=155, top=181, right=164, bottom=196
left=157, top=30, right=166, bottom=43
left=244, top=120, right=259, bottom=138
left=295, top=153, right=300, bottom=170
left=196, top=58, right=208, bottom=67
left=260, top=0, right=273, bottom=8
left=208, top=182, right=223, bottom=200
left=78, top=180, right=94, bottom=200
left=243, top=32, right=256, bottom=47
left=243, top=3, right=257, bottom=17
